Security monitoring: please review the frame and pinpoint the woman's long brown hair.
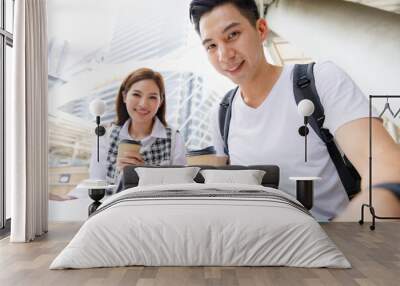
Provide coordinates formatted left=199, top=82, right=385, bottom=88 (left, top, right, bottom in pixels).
left=115, top=68, right=167, bottom=126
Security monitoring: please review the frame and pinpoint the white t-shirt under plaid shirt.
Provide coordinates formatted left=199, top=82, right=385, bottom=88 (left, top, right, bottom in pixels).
left=89, top=117, right=187, bottom=181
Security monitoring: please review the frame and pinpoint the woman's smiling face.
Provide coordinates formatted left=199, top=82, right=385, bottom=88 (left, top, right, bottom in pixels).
left=124, top=79, right=162, bottom=124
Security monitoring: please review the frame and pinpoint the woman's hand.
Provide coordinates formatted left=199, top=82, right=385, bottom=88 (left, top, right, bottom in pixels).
left=116, top=151, right=145, bottom=171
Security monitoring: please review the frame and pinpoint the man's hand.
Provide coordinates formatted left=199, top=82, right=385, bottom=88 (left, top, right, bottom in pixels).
left=334, top=187, right=400, bottom=221
left=334, top=117, right=400, bottom=220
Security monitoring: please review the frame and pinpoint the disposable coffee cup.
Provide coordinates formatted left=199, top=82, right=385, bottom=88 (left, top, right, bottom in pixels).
left=186, top=146, right=228, bottom=166
left=118, top=139, right=141, bottom=158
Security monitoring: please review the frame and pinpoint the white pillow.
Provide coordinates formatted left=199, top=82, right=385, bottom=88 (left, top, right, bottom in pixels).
left=200, top=169, right=266, bottom=185
left=135, top=167, right=200, bottom=186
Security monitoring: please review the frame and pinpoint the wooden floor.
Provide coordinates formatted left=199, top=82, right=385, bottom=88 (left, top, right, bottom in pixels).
left=0, top=222, right=399, bottom=286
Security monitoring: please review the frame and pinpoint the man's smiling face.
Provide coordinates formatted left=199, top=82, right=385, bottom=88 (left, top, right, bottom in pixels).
left=199, top=3, right=267, bottom=85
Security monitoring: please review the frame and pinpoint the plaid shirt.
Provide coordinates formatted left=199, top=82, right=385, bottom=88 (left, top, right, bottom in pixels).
left=106, top=124, right=172, bottom=182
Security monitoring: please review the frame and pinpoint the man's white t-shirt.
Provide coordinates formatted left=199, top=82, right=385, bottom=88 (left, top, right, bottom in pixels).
left=211, top=61, right=372, bottom=221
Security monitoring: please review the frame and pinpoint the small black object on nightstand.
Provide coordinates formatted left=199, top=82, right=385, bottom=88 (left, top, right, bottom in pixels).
left=88, top=188, right=105, bottom=216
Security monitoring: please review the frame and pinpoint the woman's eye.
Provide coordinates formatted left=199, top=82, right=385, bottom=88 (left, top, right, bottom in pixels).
left=132, top=93, right=140, bottom=97
left=206, top=44, right=216, bottom=51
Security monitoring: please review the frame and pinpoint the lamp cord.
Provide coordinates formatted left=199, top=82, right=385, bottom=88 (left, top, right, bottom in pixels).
left=96, top=116, right=100, bottom=162
left=304, top=117, right=308, bottom=162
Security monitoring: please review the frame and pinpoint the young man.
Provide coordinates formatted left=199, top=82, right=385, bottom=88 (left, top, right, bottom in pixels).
left=189, top=0, right=400, bottom=221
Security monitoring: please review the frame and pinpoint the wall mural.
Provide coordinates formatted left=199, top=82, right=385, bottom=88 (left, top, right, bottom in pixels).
left=47, top=0, right=400, bottom=222
left=47, top=0, right=234, bottom=220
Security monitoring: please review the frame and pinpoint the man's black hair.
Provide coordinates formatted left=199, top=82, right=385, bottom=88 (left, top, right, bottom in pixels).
left=189, top=0, right=260, bottom=34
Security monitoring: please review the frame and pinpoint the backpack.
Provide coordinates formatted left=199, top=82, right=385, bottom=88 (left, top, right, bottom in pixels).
left=218, top=63, right=361, bottom=199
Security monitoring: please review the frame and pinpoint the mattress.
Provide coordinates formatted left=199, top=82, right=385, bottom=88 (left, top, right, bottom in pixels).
left=50, top=183, right=350, bottom=269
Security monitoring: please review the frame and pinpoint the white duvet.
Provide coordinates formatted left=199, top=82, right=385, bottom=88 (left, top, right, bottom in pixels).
left=50, top=183, right=351, bottom=269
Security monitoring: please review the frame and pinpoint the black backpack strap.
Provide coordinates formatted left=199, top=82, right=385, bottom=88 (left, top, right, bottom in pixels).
left=293, top=63, right=325, bottom=133
left=218, top=86, right=239, bottom=156
left=293, top=63, right=361, bottom=198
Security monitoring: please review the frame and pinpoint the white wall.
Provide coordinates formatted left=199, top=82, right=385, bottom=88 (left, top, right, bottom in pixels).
left=266, top=0, right=400, bottom=121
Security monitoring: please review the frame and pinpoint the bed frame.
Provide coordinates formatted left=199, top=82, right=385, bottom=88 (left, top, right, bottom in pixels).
left=87, top=165, right=280, bottom=216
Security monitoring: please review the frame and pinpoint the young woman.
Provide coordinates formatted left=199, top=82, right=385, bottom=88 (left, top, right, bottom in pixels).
left=89, top=68, right=187, bottom=184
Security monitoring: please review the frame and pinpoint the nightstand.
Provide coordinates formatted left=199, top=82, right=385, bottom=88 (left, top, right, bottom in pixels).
left=289, top=177, right=321, bottom=210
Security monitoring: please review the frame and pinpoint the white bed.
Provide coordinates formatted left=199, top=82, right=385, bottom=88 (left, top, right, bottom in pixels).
left=50, top=183, right=351, bottom=269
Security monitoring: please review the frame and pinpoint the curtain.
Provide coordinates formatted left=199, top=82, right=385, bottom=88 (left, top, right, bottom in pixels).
left=8, top=0, right=48, bottom=242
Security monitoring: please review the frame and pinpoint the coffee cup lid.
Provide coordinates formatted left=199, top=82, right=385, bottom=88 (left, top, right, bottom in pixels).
left=187, top=146, right=216, bottom=156
left=120, top=139, right=141, bottom=145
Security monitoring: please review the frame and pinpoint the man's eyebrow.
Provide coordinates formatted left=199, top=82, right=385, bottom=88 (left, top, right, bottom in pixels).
left=201, top=22, right=241, bottom=46
left=222, top=22, right=240, bottom=34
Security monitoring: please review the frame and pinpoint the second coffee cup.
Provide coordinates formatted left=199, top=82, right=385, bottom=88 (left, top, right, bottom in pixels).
left=186, top=146, right=228, bottom=166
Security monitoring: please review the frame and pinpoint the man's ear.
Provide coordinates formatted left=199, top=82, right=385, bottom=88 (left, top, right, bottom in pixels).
left=256, top=18, right=268, bottom=42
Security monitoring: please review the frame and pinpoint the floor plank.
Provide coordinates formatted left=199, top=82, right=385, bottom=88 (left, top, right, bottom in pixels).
left=0, top=222, right=399, bottom=286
